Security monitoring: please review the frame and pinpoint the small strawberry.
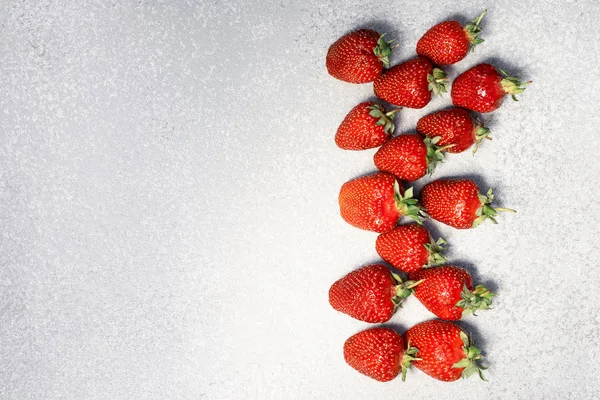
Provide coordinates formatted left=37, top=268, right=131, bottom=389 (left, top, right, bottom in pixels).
left=373, top=57, right=448, bottom=109
left=326, top=29, right=394, bottom=84
left=329, top=264, right=420, bottom=323
left=344, top=328, right=407, bottom=382
left=420, top=179, right=515, bottom=229
left=451, top=63, right=531, bottom=113
left=403, top=320, right=487, bottom=381
left=416, top=107, right=490, bottom=154
left=416, top=10, right=487, bottom=65
left=374, top=134, right=453, bottom=181
left=338, top=172, right=424, bottom=233
left=376, top=224, right=446, bottom=274
left=336, top=102, right=400, bottom=150
left=410, top=265, right=494, bottom=320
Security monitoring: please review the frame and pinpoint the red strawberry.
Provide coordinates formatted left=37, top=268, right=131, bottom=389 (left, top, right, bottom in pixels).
left=336, top=102, right=400, bottom=150
left=338, top=172, right=424, bottom=233
left=329, top=264, right=420, bottom=323
left=344, top=328, right=405, bottom=382
left=326, top=29, right=394, bottom=84
left=451, top=64, right=531, bottom=113
left=376, top=224, right=446, bottom=274
left=410, top=265, right=494, bottom=320
left=403, top=320, right=486, bottom=381
left=416, top=10, right=487, bottom=65
left=373, top=57, right=448, bottom=109
left=374, top=134, right=453, bottom=181
left=417, top=108, right=490, bottom=154
left=420, top=179, right=515, bottom=229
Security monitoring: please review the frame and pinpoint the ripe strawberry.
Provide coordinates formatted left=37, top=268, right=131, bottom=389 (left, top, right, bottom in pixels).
left=374, top=134, right=453, bottom=181
left=336, top=102, right=400, bottom=150
left=420, top=179, right=515, bottom=229
left=403, top=320, right=486, bottom=381
left=373, top=57, right=448, bottom=109
left=376, top=224, right=446, bottom=274
left=417, top=10, right=487, bottom=65
left=416, top=107, right=490, bottom=154
left=338, top=172, right=424, bottom=233
left=329, top=264, right=420, bottom=323
left=344, top=328, right=406, bottom=382
left=451, top=63, right=531, bottom=113
left=326, top=29, right=394, bottom=84
left=410, top=265, right=494, bottom=320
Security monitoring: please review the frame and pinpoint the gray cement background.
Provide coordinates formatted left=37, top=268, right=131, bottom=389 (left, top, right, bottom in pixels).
left=1, top=0, right=599, bottom=399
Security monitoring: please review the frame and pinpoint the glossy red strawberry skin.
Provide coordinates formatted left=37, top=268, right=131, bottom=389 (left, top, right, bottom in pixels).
left=410, top=266, right=473, bottom=320
left=329, top=264, right=396, bottom=323
left=374, top=134, right=428, bottom=181
left=376, top=224, right=431, bottom=273
left=326, top=29, right=384, bottom=84
left=336, top=102, right=391, bottom=150
left=420, top=179, right=481, bottom=229
left=404, top=320, right=467, bottom=381
left=374, top=57, right=434, bottom=108
left=417, top=108, right=476, bottom=153
left=451, top=64, right=505, bottom=113
left=338, top=172, right=402, bottom=233
left=417, top=21, right=470, bottom=65
left=344, top=327, right=404, bottom=382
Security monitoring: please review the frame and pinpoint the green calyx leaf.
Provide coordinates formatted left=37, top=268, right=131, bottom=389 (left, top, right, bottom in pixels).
left=390, top=273, right=423, bottom=309
left=472, top=119, right=492, bottom=154
left=423, top=136, right=454, bottom=176
left=451, top=331, right=488, bottom=381
left=464, top=10, right=487, bottom=52
left=394, top=181, right=426, bottom=225
left=423, top=236, right=447, bottom=266
left=499, top=69, right=532, bottom=101
left=472, top=187, right=517, bottom=228
left=427, top=68, right=448, bottom=97
left=367, top=104, right=399, bottom=135
left=373, top=33, right=395, bottom=68
left=456, top=284, right=495, bottom=316
left=401, top=341, right=421, bottom=382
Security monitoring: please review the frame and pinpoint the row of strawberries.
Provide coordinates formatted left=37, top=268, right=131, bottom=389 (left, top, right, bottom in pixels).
left=325, top=11, right=529, bottom=383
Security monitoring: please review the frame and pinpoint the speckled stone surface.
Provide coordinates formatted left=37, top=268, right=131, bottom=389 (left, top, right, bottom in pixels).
left=2, top=1, right=600, bottom=399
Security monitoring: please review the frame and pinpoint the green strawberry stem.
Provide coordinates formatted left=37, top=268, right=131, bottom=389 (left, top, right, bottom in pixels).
left=391, top=273, right=424, bottom=309
left=373, top=34, right=394, bottom=68
left=465, top=10, right=487, bottom=51
left=472, top=121, right=491, bottom=154
left=427, top=68, right=448, bottom=96
left=423, top=236, right=447, bottom=266
left=393, top=181, right=426, bottom=225
left=499, top=69, right=532, bottom=101
left=456, top=284, right=495, bottom=316
left=401, top=341, right=421, bottom=382
left=472, top=188, right=516, bottom=228
left=452, top=331, right=487, bottom=381
left=368, top=104, right=398, bottom=135
left=424, top=136, right=454, bottom=176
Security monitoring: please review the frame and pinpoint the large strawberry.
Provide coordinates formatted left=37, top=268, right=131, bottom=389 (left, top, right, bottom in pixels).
left=373, top=57, right=448, bottom=108
left=451, top=63, right=531, bottom=113
left=376, top=224, right=446, bottom=274
left=326, top=29, right=394, bottom=83
left=416, top=107, right=490, bottom=154
left=336, top=102, right=400, bottom=150
left=329, top=264, right=420, bottom=323
left=403, top=320, right=486, bottom=381
left=410, top=265, right=494, bottom=320
left=416, top=10, right=487, bottom=65
left=374, top=134, right=453, bottom=181
left=420, top=179, right=515, bottom=229
left=338, top=172, right=424, bottom=232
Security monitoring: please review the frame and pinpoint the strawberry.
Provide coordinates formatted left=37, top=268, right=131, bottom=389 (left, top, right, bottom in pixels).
left=374, top=134, right=453, bottom=181
left=416, top=107, right=490, bottom=154
left=420, top=179, right=515, bottom=229
left=376, top=224, right=446, bottom=274
left=410, top=265, right=494, bottom=320
left=403, top=320, right=486, bottom=381
left=373, top=57, right=448, bottom=109
left=416, top=10, right=487, bottom=65
left=344, top=328, right=406, bottom=382
left=338, top=172, right=424, bottom=232
left=336, top=102, right=400, bottom=150
left=326, top=29, right=394, bottom=84
left=329, top=264, right=420, bottom=323
left=451, top=63, right=531, bottom=113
